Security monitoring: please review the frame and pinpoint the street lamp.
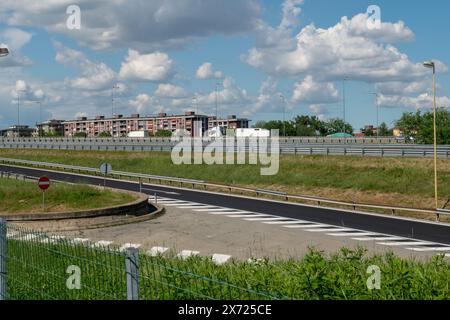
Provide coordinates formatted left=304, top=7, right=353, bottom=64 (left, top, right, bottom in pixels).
left=369, top=92, right=380, bottom=138
left=215, top=82, right=222, bottom=122
left=112, top=84, right=120, bottom=117
left=279, top=94, right=286, bottom=137
left=0, top=47, right=9, bottom=57
left=423, top=60, right=438, bottom=211
left=342, top=77, right=349, bottom=142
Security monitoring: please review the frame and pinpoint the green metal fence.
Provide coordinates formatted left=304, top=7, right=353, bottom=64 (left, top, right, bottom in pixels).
left=0, top=219, right=282, bottom=300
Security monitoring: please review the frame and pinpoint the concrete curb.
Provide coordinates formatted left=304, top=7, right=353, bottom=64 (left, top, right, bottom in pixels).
left=0, top=187, right=150, bottom=221
left=14, top=205, right=166, bottom=232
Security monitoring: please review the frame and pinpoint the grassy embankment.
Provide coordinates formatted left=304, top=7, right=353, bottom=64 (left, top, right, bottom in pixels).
left=0, top=178, right=136, bottom=214
left=0, top=149, right=449, bottom=212
left=7, top=236, right=450, bottom=300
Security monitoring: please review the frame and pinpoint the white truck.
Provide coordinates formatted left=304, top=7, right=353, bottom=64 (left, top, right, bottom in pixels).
left=127, top=130, right=150, bottom=138
left=235, top=128, right=270, bottom=138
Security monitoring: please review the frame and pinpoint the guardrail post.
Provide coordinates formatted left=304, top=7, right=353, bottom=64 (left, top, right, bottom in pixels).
left=0, top=218, right=7, bottom=300
left=125, top=247, right=140, bottom=301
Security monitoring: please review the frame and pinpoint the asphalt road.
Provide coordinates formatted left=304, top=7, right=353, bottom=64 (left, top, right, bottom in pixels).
left=2, top=163, right=450, bottom=246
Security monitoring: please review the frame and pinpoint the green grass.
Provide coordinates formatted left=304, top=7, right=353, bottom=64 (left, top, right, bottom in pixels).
left=6, top=226, right=450, bottom=300
left=0, top=149, right=449, bottom=208
left=0, top=178, right=136, bottom=214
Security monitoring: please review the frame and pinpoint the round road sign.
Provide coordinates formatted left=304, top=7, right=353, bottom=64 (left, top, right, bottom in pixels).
left=38, top=176, right=50, bottom=190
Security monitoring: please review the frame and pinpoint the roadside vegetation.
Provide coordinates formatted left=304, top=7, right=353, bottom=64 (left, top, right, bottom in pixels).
left=0, top=149, right=449, bottom=210
left=0, top=178, right=136, bottom=214
left=7, top=239, right=450, bottom=300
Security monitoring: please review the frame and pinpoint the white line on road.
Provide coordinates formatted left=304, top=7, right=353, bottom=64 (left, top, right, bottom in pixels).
left=351, top=236, right=405, bottom=241
left=283, top=224, right=330, bottom=229
left=195, top=208, right=237, bottom=212
left=263, top=220, right=310, bottom=225
left=228, top=214, right=269, bottom=218
left=306, top=228, right=355, bottom=233
left=406, top=247, right=450, bottom=252
left=244, top=217, right=288, bottom=221
left=377, top=241, right=431, bottom=247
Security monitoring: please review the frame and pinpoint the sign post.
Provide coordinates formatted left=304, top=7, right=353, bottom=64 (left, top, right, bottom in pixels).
left=100, top=163, right=112, bottom=188
left=38, top=177, right=50, bottom=212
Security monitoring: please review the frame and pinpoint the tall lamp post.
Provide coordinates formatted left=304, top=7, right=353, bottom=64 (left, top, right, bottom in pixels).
left=423, top=60, right=438, bottom=210
left=112, top=84, right=120, bottom=117
left=342, top=77, right=349, bottom=142
left=369, top=92, right=380, bottom=138
left=279, top=94, right=286, bottom=137
left=215, top=82, right=222, bottom=122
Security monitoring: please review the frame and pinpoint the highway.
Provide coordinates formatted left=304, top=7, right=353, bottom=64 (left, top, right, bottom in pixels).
left=2, top=163, right=450, bottom=247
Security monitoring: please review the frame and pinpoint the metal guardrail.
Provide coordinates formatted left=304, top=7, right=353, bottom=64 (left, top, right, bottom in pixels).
left=0, top=157, right=446, bottom=221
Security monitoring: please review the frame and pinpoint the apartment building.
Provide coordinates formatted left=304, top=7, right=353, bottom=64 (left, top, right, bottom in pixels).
left=63, top=112, right=209, bottom=138
left=208, top=115, right=250, bottom=130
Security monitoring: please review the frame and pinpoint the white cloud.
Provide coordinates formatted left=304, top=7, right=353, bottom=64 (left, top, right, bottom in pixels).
left=378, top=93, right=450, bottom=110
left=196, top=62, right=223, bottom=80
left=292, top=76, right=339, bottom=104
left=119, top=50, right=173, bottom=83
left=1, top=0, right=262, bottom=51
left=54, top=42, right=116, bottom=91
left=0, top=28, right=33, bottom=67
left=154, top=83, right=187, bottom=98
left=243, top=12, right=427, bottom=83
left=129, top=94, right=152, bottom=113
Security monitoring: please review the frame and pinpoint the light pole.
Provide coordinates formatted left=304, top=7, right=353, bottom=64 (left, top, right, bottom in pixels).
left=423, top=60, right=438, bottom=210
left=280, top=94, right=286, bottom=137
left=16, top=89, right=25, bottom=136
left=369, top=92, right=380, bottom=138
left=112, top=84, right=120, bottom=117
left=215, top=82, right=222, bottom=123
left=35, top=101, right=43, bottom=137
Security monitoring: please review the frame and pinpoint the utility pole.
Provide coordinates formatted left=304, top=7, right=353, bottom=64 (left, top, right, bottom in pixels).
left=215, top=82, right=222, bottom=123
left=369, top=93, right=380, bottom=138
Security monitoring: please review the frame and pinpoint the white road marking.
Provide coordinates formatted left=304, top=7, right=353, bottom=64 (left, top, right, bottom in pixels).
left=283, top=224, right=329, bottom=229
left=244, top=217, right=288, bottom=221
left=180, top=205, right=217, bottom=209
left=195, top=208, right=237, bottom=212
left=377, top=241, right=432, bottom=247
left=263, top=220, right=310, bottom=225
left=351, top=236, right=405, bottom=241
left=228, top=214, right=269, bottom=218
left=306, top=228, right=354, bottom=233
left=406, top=247, right=450, bottom=252
left=207, top=211, right=247, bottom=215
left=212, top=254, right=232, bottom=265
left=325, top=232, right=377, bottom=237
left=147, top=246, right=169, bottom=256
left=178, top=250, right=200, bottom=259
left=120, top=243, right=142, bottom=251
left=161, top=202, right=192, bottom=206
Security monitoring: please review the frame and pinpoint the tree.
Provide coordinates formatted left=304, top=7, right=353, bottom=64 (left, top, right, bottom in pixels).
left=377, top=122, right=391, bottom=136
left=395, top=109, right=450, bottom=144
left=323, top=118, right=353, bottom=136
left=292, top=115, right=324, bottom=136
left=395, top=111, right=422, bottom=142
left=99, top=131, right=112, bottom=138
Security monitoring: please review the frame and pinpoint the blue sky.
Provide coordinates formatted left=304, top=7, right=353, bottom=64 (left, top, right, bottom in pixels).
left=0, top=0, right=449, bottom=131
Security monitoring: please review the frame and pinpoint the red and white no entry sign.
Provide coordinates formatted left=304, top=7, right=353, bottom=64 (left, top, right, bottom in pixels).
left=38, top=176, right=50, bottom=190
